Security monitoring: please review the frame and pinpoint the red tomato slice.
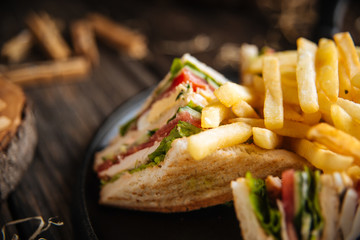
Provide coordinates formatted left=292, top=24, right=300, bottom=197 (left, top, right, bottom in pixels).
left=282, top=169, right=295, bottom=221
left=169, top=68, right=209, bottom=92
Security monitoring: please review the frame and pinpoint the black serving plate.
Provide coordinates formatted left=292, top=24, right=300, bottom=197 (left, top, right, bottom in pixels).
left=74, top=87, right=241, bottom=240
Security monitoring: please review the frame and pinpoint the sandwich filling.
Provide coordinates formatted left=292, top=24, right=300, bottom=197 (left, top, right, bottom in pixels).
left=95, top=55, right=224, bottom=185
left=241, top=168, right=360, bottom=240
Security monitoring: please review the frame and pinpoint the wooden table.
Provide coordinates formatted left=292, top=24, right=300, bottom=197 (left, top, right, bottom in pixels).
left=0, top=0, right=358, bottom=239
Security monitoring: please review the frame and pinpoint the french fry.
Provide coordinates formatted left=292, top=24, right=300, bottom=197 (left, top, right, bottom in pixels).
left=232, top=100, right=259, bottom=118
left=229, top=118, right=265, bottom=128
left=2, top=57, right=90, bottom=86
left=252, top=127, right=282, bottom=149
left=318, top=91, right=333, bottom=115
left=350, top=86, right=360, bottom=103
left=338, top=61, right=353, bottom=100
left=88, top=13, right=147, bottom=59
left=307, top=123, right=360, bottom=164
left=187, top=122, right=252, bottom=160
left=281, top=72, right=297, bottom=88
left=336, top=97, right=360, bottom=122
left=214, top=82, right=254, bottom=107
left=289, top=138, right=353, bottom=173
left=315, top=38, right=339, bottom=101
left=71, top=20, right=99, bottom=66
left=282, top=84, right=300, bottom=105
left=1, top=30, right=34, bottom=63
left=247, top=50, right=297, bottom=74
left=296, top=38, right=319, bottom=113
left=201, top=102, right=233, bottom=128
left=302, top=111, right=322, bottom=125
left=263, top=56, right=283, bottom=129
left=239, top=44, right=258, bottom=84
left=230, top=118, right=310, bottom=138
left=198, top=89, right=216, bottom=102
left=334, top=32, right=360, bottom=88
left=252, top=75, right=265, bottom=93
left=331, top=104, right=360, bottom=140
left=283, top=104, right=304, bottom=122
left=25, top=12, right=71, bottom=60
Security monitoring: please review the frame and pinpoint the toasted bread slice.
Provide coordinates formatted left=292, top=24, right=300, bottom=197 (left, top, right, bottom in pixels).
left=100, top=138, right=308, bottom=212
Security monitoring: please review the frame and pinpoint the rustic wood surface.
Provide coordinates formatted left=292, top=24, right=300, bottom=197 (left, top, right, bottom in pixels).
left=0, top=0, right=359, bottom=239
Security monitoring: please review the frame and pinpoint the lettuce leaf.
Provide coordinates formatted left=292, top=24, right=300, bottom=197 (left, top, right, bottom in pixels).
left=294, top=167, right=323, bottom=239
left=148, top=121, right=201, bottom=164
left=119, top=117, right=137, bottom=136
left=246, top=172, right=281, bottom=240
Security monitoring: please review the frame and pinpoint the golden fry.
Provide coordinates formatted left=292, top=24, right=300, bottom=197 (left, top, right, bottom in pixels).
left=201, top=102, right=233, bottom=128
left=316, top=38, right=339, bottom=101
left=263, top=56, right=283, bottom=129
left=214, top=82, right=254, bottom=107
left=296, top=38, right=319, bottom=113
left=290, top=138, right=353, bottom=173
left=252, top=127, right=282, bottom=149
left=232, top=100, right=259, bottom=118
left=334, top=32, right=360, bottom=88
left=188, top=122, right=252, bottom=160
left=307, top=123, right=360, bottom=165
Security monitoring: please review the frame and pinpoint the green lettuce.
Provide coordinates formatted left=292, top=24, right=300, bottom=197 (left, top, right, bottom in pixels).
left=246, top=172, right=281, bottom=240
left=294, top=167, right=323, bottom=240
left=119, top=117, right=137, bottom=136
left=148, top=121, right=201, bottom=164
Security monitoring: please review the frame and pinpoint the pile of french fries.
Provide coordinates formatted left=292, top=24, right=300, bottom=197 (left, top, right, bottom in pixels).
left=0, top=12, right=147, bottom=86
left=188, top=32, right=360, bottom=179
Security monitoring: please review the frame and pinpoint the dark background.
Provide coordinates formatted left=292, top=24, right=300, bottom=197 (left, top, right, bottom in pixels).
left=0, top=0, right=360, bottom=239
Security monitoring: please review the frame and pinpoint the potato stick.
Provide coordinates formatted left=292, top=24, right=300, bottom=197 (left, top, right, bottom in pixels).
left=282, top=84, right=300, bottom=105
left=247, top=50, right=297, bottom=74
left=296, top=37, right=319, bottom=113
left=290, top=138, right=353, bottom=173
left=252, top=75, right=265, bottom=93
left=88, top=13, right=147, bottom=59
left=25, top=12, right=71, bottom=60
left=232, top=99, right=259, bottom=118
left=0, top=116, right=11, bottom=132
left=336, top=97, right=360, bottom=122
left=214, top=82, right=254, bottom=107
left=318, top=91, right=333, bottom=116
left=201, top=102, right=233, bottom=128
left=3, top=57, right=90, bottom=86
left=283, top=104, right=304, bottom=122
left=252, top=127, right=282, bottom=149
left=1, top=29, right=34, bottom=63
left=239, top=44, right=258, bottom=84
left=230, top=118, right=310, bottom=138
left=281, top=74, right=297, bottom=88
left=263, top=56, right=283, bottom=129
left=331, top=104, right=360, bottom=140
left=316, top=38, right=339, bottom=101
left=281, top=65, right=297, bottom=80
left=71, top=20, right=99, bottom=66
left=188, top=122, right=252, bottom=160
left=228, top=118, right=265, bottom=128
left=307, top=123, right=360, bottom=164
left=302, top=111, right=321, bottom=125
left=350, top=86, right=360, bottom=104
left=334, top=32, right=360, bottom=88
left=338, top=61, right=352, bottom=100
